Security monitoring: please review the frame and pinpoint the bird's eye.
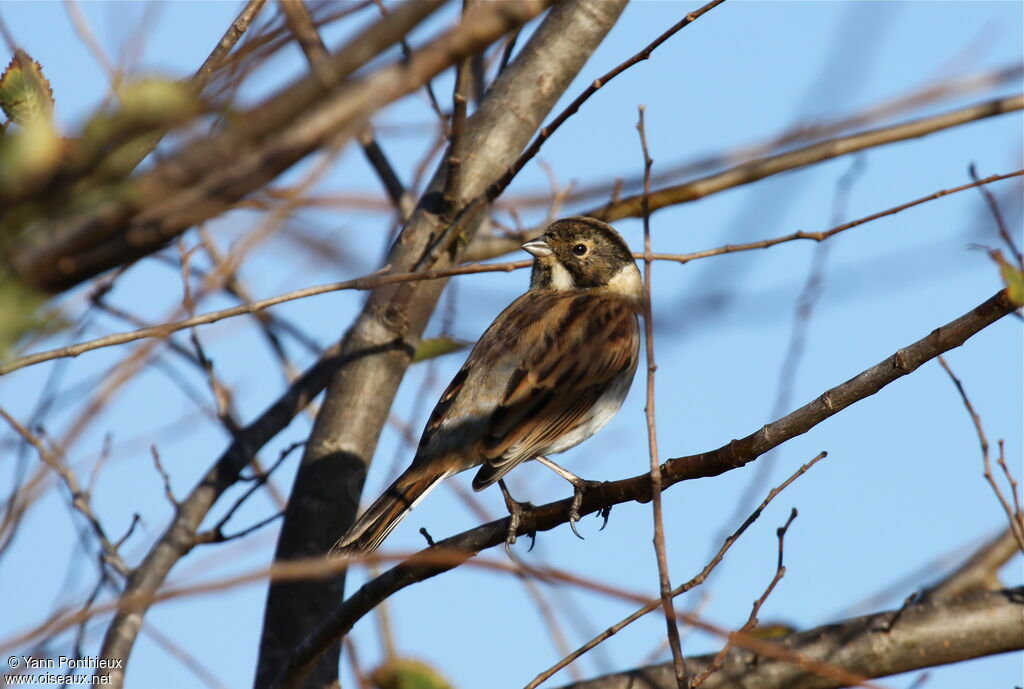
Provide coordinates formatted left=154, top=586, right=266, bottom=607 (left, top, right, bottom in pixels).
left=572, top=243, right=588, bottom=256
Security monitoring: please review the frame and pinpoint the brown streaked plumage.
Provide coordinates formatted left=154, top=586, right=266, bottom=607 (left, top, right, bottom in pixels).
left=331, top=217, right=642, bottom=555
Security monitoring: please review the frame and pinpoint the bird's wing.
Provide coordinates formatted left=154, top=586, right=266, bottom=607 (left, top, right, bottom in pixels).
left=470, top=291, right=639, bottom=489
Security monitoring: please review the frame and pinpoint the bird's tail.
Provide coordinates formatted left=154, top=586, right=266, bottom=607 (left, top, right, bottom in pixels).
left=330, top=466, right=449, bottom=556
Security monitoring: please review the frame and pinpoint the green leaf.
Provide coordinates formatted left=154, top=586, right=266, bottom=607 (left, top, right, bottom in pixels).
left=412, top=336, right=470, bottom=363
left=990, top=249, right=1024, bottom=307
left=0, top=50, right=54, bottom=127
left=0, top=275, right=68, bottom=361
left=370, top=659, right=454, bottom=689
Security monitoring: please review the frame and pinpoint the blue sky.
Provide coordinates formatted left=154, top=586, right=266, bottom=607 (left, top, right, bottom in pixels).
left=0, top=2, right=1021, bottom=688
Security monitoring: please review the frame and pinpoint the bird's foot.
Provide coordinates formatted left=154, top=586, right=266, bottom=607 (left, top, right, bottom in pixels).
left=499, top=479, right=537, bottom=553
left=565, top=476, right=603, bottom=539
left=534, top=456, right=602, bottom=540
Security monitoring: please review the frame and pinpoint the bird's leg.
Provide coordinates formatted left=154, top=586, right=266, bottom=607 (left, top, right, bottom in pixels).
left=498, top=479, right=536, bottom=553
left=535, top=456, right=602, bottom=539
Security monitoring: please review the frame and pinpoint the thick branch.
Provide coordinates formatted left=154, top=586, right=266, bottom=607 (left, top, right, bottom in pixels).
left=274, top=288, right=1018, bottom=683
left=557, top=587, right=1024, bottom=689
left=255, top=3, right=627, bottom=689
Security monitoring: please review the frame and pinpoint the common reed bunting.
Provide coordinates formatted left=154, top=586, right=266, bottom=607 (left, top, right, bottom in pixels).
left=331, top=217, right=642, bottom=554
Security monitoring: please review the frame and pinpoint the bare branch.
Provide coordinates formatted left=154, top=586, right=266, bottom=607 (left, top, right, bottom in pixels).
left=937, top=356, right=1024, bottom=550
left=487, top=0, right=726, bottom=201
left=525, top=452, right=827, bottom=689
left=636, top=105, right=687, bottom=688
left=192, top=0, right=268, bottom=90
left=282, top=0, right=412, bottom=219
left=690, top=509, right=797, bottom=688
left=0, top=407, right=129, bottom=578
left=149, top=445, right=178, bottom=508
left=554, top=588, right=1024, bottom=689
left=586, top=95, right=1024, bottom=222
left=969, top=163, right=1023, bottom=268
left=644, top=170, right=1024, bottom=265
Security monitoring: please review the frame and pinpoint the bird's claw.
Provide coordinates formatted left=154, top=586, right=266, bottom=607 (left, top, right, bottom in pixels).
left=566, top=478, right=602, bottom=540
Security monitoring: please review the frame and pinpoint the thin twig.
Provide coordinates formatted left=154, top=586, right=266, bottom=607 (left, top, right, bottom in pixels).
left=968, top=163, right=1023, bottom=268
left=5, top=549, right=886, bottom=689
left=194, top=442, right=303, bottom=545
left=496, top=28, right=521, bottom=76
left=524, top=451, right=827, bottom=689
left=280, top=0, right=412, bottom=220
left=192, top=0, right=268, bottom=90
left=0, top=407, right=129, bottom=578
left=0, top=261, right=515, bottom=376
left=343, top=636, right=373, bottom=689
left=261, top=556, right=885, bottom=689
left=372, top=0, right=449, bottom=136
left=487, top=0, right=726, bottom=201
left=280, top=0, right=334, bottom=86
left=996, top=440, right=1023, bottom=532
left=62, top=0, right=122, bottom=100
left=937, top=356, right=1024, bottom=551
left=644, top=170, right=1024, bottom=264
left=357, top=127, right=415, bottom=220
left=690, top=508, right=798, bottom=688
left=205, top=1, right=370, bottom=95
left=196, top=227, right=304, bottom=384
left=637, top=105, right=687, bottom=689
left=143, top=623, right=231, bottom=689
left=149, top=445, right=178, bottom=508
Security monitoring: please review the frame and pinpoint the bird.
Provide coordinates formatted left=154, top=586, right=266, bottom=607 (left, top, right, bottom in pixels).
left=330, top=216, right=643, bottom=555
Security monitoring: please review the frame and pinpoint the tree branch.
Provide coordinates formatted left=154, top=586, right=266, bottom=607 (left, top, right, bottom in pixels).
left=255, top=3, right=627, bottom=688
left=555, top=587, right=1024, bottom=689
left=636, top=105, right=687, bottom=687
left=585, top=94, right=1023, bottom=222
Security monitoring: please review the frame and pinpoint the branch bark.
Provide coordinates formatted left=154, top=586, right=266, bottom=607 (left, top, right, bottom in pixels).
left=556, top=587, right=1024, bottom=689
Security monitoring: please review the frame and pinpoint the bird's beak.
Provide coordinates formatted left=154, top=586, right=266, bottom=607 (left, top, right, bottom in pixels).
left=521, top=237, right=552, bottom=258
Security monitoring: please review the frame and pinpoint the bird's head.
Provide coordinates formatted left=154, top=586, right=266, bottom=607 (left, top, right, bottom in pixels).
left=523, top=217, right=642, bottom=302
